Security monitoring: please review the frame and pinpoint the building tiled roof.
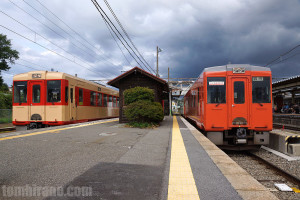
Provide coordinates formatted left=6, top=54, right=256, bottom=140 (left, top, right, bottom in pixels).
left=107, top=67, right=167, bottom=88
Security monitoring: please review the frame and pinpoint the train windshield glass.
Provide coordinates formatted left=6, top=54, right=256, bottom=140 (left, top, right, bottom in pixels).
left=47, top=80, right=61, bottom=102
left=207, top=77, right=226, bottom=104
left=14, top=81, right=27, bottom=103
left=252, top=77, right=271, bottom=103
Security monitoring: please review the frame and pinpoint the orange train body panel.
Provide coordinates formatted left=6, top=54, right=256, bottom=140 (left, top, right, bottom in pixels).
left=184, top=64, right=272, bottom=149
left=12, top=71, right=119, bottom=129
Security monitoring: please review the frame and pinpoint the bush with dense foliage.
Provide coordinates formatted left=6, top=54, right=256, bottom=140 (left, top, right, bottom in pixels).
left=0, top=92, right=12, bottom=109
left=123, top=86, right=154, bottom=105
left=124, top=86, right=164, bottom=127
left=125, top=100, right=164, bottom=123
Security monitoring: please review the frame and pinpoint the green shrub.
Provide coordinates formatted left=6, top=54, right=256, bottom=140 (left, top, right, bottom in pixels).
left=124, top=86, right=154, bottom=105
left=125, top=100, right=164, bottom=123
left=0, top=93, right=12, bottom=109
left=127, top=121, right=158, bottom=128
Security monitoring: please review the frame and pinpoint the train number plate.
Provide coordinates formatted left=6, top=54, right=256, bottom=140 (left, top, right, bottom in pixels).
left=232, top=68, right=245, bottom=73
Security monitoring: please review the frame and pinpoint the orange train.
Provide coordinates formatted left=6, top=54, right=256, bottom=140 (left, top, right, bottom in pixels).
left=13, top=71, right=119, bottom=129
left=184, top=64, right=272, bottom=150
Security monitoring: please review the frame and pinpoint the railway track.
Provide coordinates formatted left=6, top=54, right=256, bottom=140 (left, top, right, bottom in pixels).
left=227, top=150, right=300, bottom=199
left=273, top=123, right=300, bottom=132
left=0, top=126, right=16, bottom=133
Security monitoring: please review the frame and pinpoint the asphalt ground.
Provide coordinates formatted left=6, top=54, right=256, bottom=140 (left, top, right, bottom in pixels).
left=0, top=118, right=171, bottom=200
left=0, top=116, right=243, bottom=200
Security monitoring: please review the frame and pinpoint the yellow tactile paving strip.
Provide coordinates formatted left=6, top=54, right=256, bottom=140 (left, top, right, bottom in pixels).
left=168, top=116, right=200, bottom=200
left=0, top=119, right=118, bottom=141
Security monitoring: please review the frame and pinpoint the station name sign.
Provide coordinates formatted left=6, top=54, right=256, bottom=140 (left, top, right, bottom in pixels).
left=32, top=73, right=42, bottom=78
left=232, top=67, right=245, bottom=73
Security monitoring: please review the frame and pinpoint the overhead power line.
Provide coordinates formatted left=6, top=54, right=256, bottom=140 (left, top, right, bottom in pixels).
left=91, top=0, right=144, bottom=70
left=0, top=24, right=105, bottom=77
left=91, top=0, right=156, bottom=74
left=103, top=0, right=154, bottom=72
left=103, top=19, right=132, bottom=66
left=265, top=44, right=300, bottom=67
left=31, top=0, right=119, bottom=68
left=0, top=10, right=112, bottom=78
left=14, top=0, right=120, bottom=72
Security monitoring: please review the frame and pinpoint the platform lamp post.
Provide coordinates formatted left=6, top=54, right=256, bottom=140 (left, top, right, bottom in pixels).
left=156, top=46, right=162, bottom=77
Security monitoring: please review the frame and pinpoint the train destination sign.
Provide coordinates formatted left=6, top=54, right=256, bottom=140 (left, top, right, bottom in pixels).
left=232, top=67, right=245, bottom=73
left=209, top=81, right=224, bottom=86
left=32, top=73, right=42, bottom=78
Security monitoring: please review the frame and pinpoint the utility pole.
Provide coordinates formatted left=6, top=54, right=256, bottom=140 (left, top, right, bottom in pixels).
left=156, top=46, right=159, bottom=77
left=156, top=46, right=162, bottom=77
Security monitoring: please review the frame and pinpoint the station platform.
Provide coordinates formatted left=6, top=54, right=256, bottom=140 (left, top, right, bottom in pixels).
left=0, top=117, right=277, bottom=199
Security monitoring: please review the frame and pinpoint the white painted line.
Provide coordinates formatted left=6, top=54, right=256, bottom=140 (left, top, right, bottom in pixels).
left=261, top=146, right=300, bottom=161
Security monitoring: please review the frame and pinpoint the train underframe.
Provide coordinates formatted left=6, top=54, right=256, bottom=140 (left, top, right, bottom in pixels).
left=206, top=128, right=270, bottom=150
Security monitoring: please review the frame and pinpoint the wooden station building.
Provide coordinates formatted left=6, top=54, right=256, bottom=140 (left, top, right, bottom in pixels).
left=108, top=67, right=170, bottom=123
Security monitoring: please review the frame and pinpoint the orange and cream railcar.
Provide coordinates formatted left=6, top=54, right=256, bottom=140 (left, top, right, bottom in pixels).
left=13, top=71, right=119, bottom=129
left=184, top=64, right=272, bottom=150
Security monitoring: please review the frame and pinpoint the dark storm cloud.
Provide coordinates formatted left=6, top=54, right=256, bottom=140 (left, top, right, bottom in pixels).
left=2, top=0, right=300, bottom=85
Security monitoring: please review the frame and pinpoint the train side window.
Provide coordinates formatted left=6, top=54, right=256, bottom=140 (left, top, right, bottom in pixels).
left=113, top=96, right=116, bottom=107
left=98, top=93, right=103, bottom=106
left=207, top=77, right=226, bottom=104
left=70, top=88, right=73, bottom=103
left=47, top=80, right=61, bottom=103
left=234, top=81, right=245, bottom=104
left=103, top=94, right=107, bottom=107
left=14, top=81, right=27, bottom=103
left=252, top=77, right=271, bottom=103
left=32, top=85, right=40, bottom=103
left=109, top=96, right=113, bottom=107
left=65, top=86, right=68, bottom=103
left=198, top=88, right=200, bottom=103
left=90, top=91, right=95, bottom=106
left=79, top=89, right=83, bottom=105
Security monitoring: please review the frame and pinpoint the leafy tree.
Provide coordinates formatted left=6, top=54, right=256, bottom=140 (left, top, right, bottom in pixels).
left=0, top=34, right=19, bottom=87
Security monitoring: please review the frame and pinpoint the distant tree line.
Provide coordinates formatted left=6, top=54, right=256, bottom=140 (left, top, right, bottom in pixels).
left=0, top=33, right=19, bottom=109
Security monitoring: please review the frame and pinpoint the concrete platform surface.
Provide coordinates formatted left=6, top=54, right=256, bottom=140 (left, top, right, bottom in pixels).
left=0, top=117, right=278, bottom=199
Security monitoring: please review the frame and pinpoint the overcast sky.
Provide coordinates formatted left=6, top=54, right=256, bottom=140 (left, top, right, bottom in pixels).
left=1, top=0, right=300, bottom=86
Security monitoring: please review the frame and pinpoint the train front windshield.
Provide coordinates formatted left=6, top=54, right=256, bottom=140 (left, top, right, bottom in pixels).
left=14, top=81, right=27, bottom=103
left=252, top=77, right=271, bottom=103
left=207, top=77, right=226, bottom=104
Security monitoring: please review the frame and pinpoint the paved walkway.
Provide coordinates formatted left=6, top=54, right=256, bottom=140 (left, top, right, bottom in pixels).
left=0, top=116, right=277, bottom=199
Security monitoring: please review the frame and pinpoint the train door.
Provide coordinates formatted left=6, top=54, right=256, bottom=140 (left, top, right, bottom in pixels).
left=228, top=77, right=250, bottom=126
left=28, top=80, right=45, bottom=126
left=69, top=85, right=76, bottom=121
